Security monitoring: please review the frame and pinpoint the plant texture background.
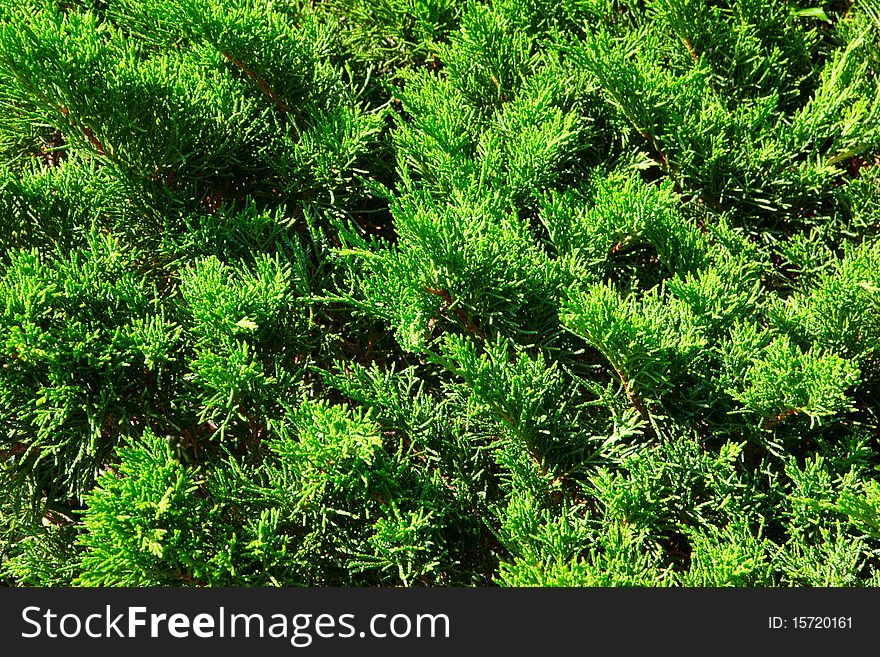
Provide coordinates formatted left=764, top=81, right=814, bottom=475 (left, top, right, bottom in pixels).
left=1, top=0, right=880, bottom=587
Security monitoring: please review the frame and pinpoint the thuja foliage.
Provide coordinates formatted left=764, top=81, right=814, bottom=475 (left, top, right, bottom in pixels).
left=1, top=0, right=880, bottom=587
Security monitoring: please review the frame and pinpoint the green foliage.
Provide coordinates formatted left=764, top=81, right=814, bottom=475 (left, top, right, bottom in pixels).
left=1, top=0, right=880, bottom=588
left=679, top=520, right=776, bottom=587
left=773, top=241, right=880, bottom=362
left=0, top=230, right=168, bottom=498
left=75, top=429, right=225, bottom=586
left=496, top=496, right=674, bottom=586
left=730, top=336, right=860, bottom=426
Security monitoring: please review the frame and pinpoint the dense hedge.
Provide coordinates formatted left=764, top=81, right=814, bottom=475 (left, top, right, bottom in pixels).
left=1, top=0, right=880, bottom=586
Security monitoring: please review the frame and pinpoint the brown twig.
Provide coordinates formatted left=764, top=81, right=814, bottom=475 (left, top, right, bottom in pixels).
left=490, top=73, right=508, bottom=103
left=59, top=107, right=105, bottom=155
left=423, top=286, right=488, bottom=339
left=37, top=129, right=65, bottom=167
left=43, top=508, right=77, bottom=526
left=641, top=130, right=671, bottom=173
left=612, top=366, right=652, bottom=428
left=0, top=442, right=29, bottom=461
left=763, top=407, right=799, bottom=430
left=177, top=572, right=208, bottom=587
left=222, top=52, right=297, bottom=136
left=683, top=37, right=699, bottom=62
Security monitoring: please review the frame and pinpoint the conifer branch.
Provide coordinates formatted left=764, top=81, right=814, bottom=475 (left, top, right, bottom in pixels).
left=493, top=406, right=548, bottom=476
left=682, top=37, right=699, bottom=62
left=222, top=51, right=298, bottom=136
left=640, top=129, right=683, bottom=191
left=37, top=129, right=65, bottom=167
left=612, top=366, right=652, bottom=427
left=826, top=143, right=874, bottom=166
left=641, top=129, right=723, bottom=212
left=423, top=286, right=488, bottom=339
left=59, top=106, right=106, bottom=155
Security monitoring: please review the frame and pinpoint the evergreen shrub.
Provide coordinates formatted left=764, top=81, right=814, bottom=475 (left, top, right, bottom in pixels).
left=1, top=0, right=879, bottom=587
